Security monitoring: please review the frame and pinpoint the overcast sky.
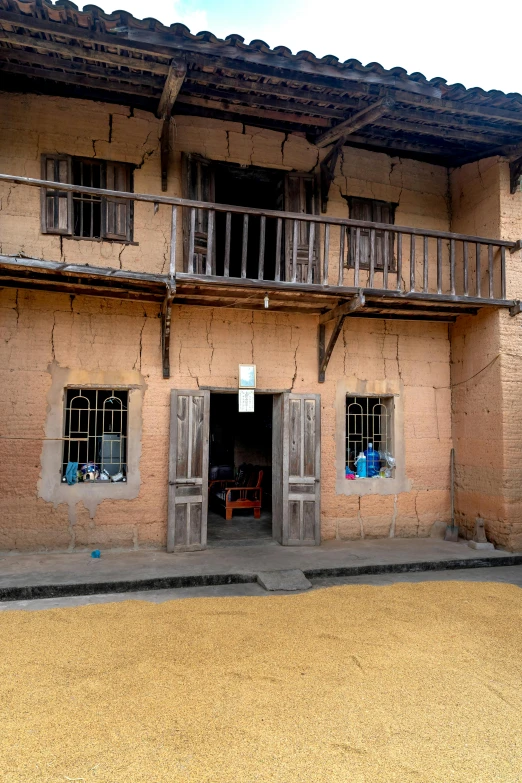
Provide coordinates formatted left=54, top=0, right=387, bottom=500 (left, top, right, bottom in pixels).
left=93, top=0, right=522, bottom=96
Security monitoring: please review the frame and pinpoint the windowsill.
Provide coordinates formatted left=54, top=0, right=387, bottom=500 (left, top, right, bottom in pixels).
left=336, top=475, right=411, bottom=497
left=63, top=236, right=139, bottom=246
left=61, top=480, right=127, bottom=485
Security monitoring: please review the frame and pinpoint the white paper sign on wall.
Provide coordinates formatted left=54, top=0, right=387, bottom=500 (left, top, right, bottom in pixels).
left=238, top=389, right=255, bottom=413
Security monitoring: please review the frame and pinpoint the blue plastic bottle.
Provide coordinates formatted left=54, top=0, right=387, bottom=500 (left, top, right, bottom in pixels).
left=364, top=442, right=380, bottom=477
left=356, top=452, right=367, bottom=478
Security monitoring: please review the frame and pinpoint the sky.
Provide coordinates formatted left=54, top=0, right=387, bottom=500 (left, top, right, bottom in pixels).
left=93, top=0, right=522, bottom=96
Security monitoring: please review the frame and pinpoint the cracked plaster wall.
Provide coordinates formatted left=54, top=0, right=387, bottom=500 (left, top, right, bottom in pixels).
left=0, top=286, right=452, bottom=552
left=450, top=158, right=522, bottom=550
left=0, top=91, right=457, bottom=552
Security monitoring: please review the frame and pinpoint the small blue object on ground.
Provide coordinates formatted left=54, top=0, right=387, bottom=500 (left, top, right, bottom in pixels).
left=91, top=550, right=101, bottom=559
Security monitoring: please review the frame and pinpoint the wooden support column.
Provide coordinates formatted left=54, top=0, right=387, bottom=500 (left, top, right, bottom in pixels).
left=157, top=59, right=187, bottom=192
left=320, top=140, right=343, bottom=213
left=318, top=293, right=365, bottom=382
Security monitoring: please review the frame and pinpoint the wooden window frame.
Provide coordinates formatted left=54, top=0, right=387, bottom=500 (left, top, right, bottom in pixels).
left=41, top=154, right=134, bottom=242
left=346, top=196, right=397, bottom=271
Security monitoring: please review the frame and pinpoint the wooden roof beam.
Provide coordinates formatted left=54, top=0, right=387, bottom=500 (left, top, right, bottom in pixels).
left=157, top=59, right=186, bottom=119
left=315, top=97, right=395, bottom=148
left=176, top=94, right=331, bottom=127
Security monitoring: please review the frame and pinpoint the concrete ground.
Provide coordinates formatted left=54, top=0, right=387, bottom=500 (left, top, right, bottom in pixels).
left=1, top=564, right=522, bottom=611
left=1, top=538, right=518, bottom=599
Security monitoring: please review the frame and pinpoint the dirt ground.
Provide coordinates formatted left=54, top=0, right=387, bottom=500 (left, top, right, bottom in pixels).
left=1, top=581, right=521, bottom=783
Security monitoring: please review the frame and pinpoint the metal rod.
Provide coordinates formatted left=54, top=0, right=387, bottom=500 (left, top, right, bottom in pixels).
left=241, top=214, right=248, bottom=278
left=463, top=241, right=469, bottom=296
left=258, top=215, right=266, bottom=280
left=188, top=207, right=195, bottom=274
left=396, top=232, right=402, bottom=292
left=436, top=237, right=442, bottom=294
left=422, top=235, right=428, bottom=292
left=476, top=243, right=481, bottom=297
left=410, top=234, right=415, bottom=292
left=322, top=223, right=330, bottom=286
left=224, top=211, right=231, bottom=277
left=275, top=217, right=282, bottom=282
left=169, top=205, right=177, bottom=282
left=338, top=226, right=345, bottom=287
left=307, top=222, right=315, bottom=285
left=292, top=219, right=298, bottom=283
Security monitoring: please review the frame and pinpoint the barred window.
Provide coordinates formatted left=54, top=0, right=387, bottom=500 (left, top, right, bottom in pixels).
left=62, top=389, right=129, bottom=483
left=41, top=155, right=133, bottom=241
left=346, top=396, right=394, bottom=478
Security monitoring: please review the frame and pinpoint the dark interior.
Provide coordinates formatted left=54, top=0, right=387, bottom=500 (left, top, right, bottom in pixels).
left=214, top=164, right=283, bottom=280
left=207, top=392, right=273, bottom=545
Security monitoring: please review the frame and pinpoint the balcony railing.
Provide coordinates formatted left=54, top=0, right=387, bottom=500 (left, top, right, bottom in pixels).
left=0, top=172, right=516, bottom=307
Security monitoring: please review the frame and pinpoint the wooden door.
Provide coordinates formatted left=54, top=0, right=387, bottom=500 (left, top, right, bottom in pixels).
left=273, top=393, right=321, bottom=546
left=167, top=389, right=210, bottom=552
left=284, top=172, right=320, bottom=283
left=182, top=153, right=216, bottom=274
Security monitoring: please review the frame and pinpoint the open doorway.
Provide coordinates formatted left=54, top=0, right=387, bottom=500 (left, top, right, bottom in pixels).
left=207, top=392, right=274, bottom=545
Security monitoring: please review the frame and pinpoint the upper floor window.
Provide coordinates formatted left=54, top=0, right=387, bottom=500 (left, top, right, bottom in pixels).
left=347, top=196, right=396, bottom=270
left=41, top=155, right=133, bottom=242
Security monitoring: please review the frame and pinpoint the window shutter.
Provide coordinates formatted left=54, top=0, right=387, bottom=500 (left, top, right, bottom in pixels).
left=102, top=162, right=132, bottom=241
left=347, top=197, right=396, bottom=269
left=41, top=155, right=72, bottom=235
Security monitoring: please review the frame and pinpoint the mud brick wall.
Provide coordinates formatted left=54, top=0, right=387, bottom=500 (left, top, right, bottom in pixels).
left=0, top=92, right=457, bottom=552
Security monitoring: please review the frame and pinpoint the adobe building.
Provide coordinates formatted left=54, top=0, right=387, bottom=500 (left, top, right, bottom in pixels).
left=1, top=0, right=522, bottom=554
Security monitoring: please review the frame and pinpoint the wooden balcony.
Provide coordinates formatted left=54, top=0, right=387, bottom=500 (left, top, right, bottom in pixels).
left=0, top=172, right=519, bottom=380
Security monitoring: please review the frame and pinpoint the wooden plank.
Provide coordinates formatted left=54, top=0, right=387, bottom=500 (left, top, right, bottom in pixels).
left=410, top=235, right=416, bottom=292
left=169, top=206, right=177, bottom=282
left=275, top=218, right=282, bottom=282
left=206, top=209, right=214, bottom=276
left=188, top=208, right=196, bottom=274
left=476, top=243, right=481, bottom=297
left=488, top=244, right=494, bottom=299
left=383, top=229, right=390, bottom=289
left=224, top=212, right=231, bottom=277
left=307, top=222, right=315, bottom=285
left=437, top=237, right=442, bottom=294
left=157, top=59, right=186, bottom=119
left=292, top=220, right=299, bottom=283
left=373, top=116, right=516, bottom=145
left=338, top=226, right=345, bottom=286
left=176, top=94, right=331, bottom=126
left=0, top=29, right=170, bottom=74
left=501, top=247, right=506, bottom=299
left=423, top=235, right=428, bottom=292
left=450, top=239, right=456, bottom=295
left=463, top=241, right=469, bottom=296
left=315, top=97, right=394, bottom=148
left=258, top=215, right=266, bottom=280
left=322, top=224, right=330, bottom=285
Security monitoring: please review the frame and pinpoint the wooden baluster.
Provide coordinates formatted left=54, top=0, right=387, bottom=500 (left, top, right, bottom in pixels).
left=258, top=215, right=266, bottom=280
left=436, top=237, right=442, bottom=294
left=450, top=239, right=455, bottom=296
left=292, top=220, right=298, bottom=283
left=383, top=229, right=389, bottom=289
left=307, top=222, right=315, bottom=285
left=354, top=227, right=361, bottom=287
left=241, top=214, right=249, bottom=278
left=188, top=207, right=195, bottom=274
left=206, top=209, right=214, bottom=276
left=338, top=226, right=345, bottom=286
left=396, top=232, right=403, bottom=292
left=463, top=241, right=469, bottom=296
left=369, top=228, right=376, bottom=288
left=275, top=218, right=282, bottom=282
left=422, top=235, right=428, bottom=292
left=169, top=205, right=177, bottom=282
left=322, top=223, right=330, bottom=286
left=476, top=243, right=481, bottom=297
left=409, top=234, right=415, bottom=291
left=488, top=244, right=494, bottom=299
left=224, top=212, right=231, bottom=277
left=501, top=246, right=506, bottom=299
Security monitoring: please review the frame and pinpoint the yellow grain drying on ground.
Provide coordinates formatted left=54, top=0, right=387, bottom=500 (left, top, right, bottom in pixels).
left=1, top=581, right=521, bottom=783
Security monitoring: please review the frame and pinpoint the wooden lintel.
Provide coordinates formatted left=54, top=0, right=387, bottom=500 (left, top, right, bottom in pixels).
left=318, top=293, right=365, bottom=382
left=315, top=97, right=395, bottom=148
left=510, top=156, right=522, bottom=194
left=319, top=292, right=365, bottom=324
left=161, top=286, right=175, bottom=378
left=157, top=59, right=186, bottom=119
left=160, top=117, right=170, bottom=192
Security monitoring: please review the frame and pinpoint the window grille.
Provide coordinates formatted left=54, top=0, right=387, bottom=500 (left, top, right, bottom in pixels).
left=41, top=155, right=133, bottom=241
left=62, top=389, right=129, bottom=482
left=346, top=396, right=394, bottom=477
